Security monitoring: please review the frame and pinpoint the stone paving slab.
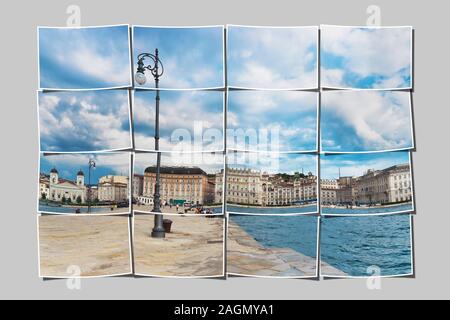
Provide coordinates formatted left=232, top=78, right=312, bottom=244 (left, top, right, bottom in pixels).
left=134, top=214, right=225, bottom=277
left=38, top=215, right=132, bottom=277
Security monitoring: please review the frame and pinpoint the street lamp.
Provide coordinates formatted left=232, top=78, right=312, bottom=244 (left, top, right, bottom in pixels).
left=88, top=159, right=96, bottom=213
left=135, top=49, right=165, bottom=238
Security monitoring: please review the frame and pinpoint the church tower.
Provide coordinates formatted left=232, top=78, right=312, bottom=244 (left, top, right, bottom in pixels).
left=77, top=170, right=85, bottom=186
left=50, top=168, right=59, bottom=185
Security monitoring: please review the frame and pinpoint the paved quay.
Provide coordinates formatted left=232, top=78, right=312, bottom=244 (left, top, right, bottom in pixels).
left=228, top=220, right=347, bottom=277
left=134, top=214, right=225, bottom=277
left=39, top=215, right=132, bottom=277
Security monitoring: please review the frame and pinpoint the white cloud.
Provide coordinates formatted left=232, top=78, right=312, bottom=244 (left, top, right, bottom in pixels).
left=39, top=92, right=131, bottom=151
left=229, top=27, right=318, bottom=89
left=321, top=26, right=412, bottom=88
left=322, top=91, right=413, bottom=151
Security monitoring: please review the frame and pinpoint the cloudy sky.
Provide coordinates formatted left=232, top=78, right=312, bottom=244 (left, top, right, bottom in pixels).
left=321, top=91, right=413, bottom=152
left=227, top=26, right=318, bottom=89
left=321, top=26, right=412, bottom=89
left=133, top=26, right=224, bottom=89
left=39, top=25, right=131, bottom=89
left=228, top=90, right=317, bottom=152
left=228, top=152, right=317, bottom=175
left=320, top=151, right=410, bottom=180
left=40, top=153, right=130, bottom=184
left=134, top=90, right=224, bottom=152
left=134, top=152, right=224, bottom=175
left=39, top=90, right=131, bottom=152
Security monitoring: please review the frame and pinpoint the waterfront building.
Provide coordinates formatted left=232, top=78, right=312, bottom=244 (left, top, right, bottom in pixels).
left=143, top=166, right=218, bottom=206
left=42, top=168, right=87, bottom=203
left=356, top=164, right=412, bottom=205
left=226, top=168, right=265, bottom=205
left=98, top=175, right=129, bottom=203
left=335, top=177, right=358, bottom=205
left=225, top=168, right=318, bottom=206
left=321, top=188, right=337, bottom=205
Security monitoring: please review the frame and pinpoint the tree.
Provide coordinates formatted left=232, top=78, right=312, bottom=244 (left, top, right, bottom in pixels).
left=67, top=197, right=72, bottom=204
left=76, top=195, right=82, bottom=204
left=61, top=195, right=67, bottom=204
left=41, top=193, right=46, bottom=200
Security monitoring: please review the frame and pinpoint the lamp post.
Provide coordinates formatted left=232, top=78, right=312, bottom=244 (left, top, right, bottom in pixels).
left=135, top=49, right=165, bottom=238
left=88, top=159, right=96, bottom=213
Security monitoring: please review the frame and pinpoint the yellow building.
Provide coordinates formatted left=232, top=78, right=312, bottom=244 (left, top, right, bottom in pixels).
left=143, top=166, right=217, bottom=206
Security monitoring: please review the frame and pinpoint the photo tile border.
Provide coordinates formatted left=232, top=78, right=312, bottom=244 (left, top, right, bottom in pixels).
left=319, top=25, right=414, bottom=91
left=37, top=213, right=133, bottom=279
left=227, top=214, right=320, bottom=279
left=37, top=151, right=133, bottom=216
left=226, top=88, right=320, bottom=154
left=132, top=89, right=226, bottom=154
left=226, top=25, right=320, bottom=91
left=37, top=89, right=134, bottom=154
left=319, top=90, right=415, bottom=154
left=131, top=25, right=226, bottom=91
left=225, top=151, right=320, bottom=217
left=38, top=24, right=133, bottom=91
left=319, top=150, right=416, bottom=217
left=319, top=213, right=415, bottom=279
left=132, top=151, right=226, bottom=217
left=132, top=212, right=226, bottom=279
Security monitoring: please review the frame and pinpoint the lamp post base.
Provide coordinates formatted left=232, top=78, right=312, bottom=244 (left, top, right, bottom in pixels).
left=151, top=212, right=165, bottom=238
left=151, top=228, right=166, bottom=238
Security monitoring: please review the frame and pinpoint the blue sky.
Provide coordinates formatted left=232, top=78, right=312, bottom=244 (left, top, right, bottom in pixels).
left=321, top=26, right=412, bottom=89
left=133, top=26, right=224, bottom=89
left=39, top=90, right=131, bottom=152
left=39, top=26, right=131, bottom=89
left=320, top=151, right=410, bottom=180
left=228, top=26, right=318, bottom=89
left=228, top=90, right=317, bottom=152
left=134, top=152, right=224, bottom=175
left=134, top=90, right=224, bottom=152
left=40, top=153, right=130, bottom=184
left=228, top=152, right=317, bottom=175
left=321, top=91, right=413, bottom=152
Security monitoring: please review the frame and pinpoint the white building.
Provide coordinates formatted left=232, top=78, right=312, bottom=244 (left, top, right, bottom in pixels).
left=357, top=164, right=412, bottom=205
left=44, top=168, right=87, bottom=204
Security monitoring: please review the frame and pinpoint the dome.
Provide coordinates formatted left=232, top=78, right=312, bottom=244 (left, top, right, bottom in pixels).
left=77, top=170, right=84, bottom=176
left=50, top=168, right=58, bottom=174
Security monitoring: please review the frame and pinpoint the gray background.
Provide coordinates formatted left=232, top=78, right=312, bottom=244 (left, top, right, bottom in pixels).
left=0, top=0, right=447, bottom=299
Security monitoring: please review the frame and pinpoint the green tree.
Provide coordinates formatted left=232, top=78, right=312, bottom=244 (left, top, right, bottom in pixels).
left=76, top=195, right=82, bottom=204
left=41, top=193, right=47, bottom=200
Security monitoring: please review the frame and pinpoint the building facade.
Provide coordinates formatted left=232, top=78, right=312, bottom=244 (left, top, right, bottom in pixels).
left=42, top=168, right=87, bottom=204
left=224, top=168, right=318, bottom=207
left=356, top=164, right=412, bottom=205
left=98, top=175, right=129, bottom=203
left=321, top=163, right=412, bottom=206
left=143, top=166, right=219, bottom=206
